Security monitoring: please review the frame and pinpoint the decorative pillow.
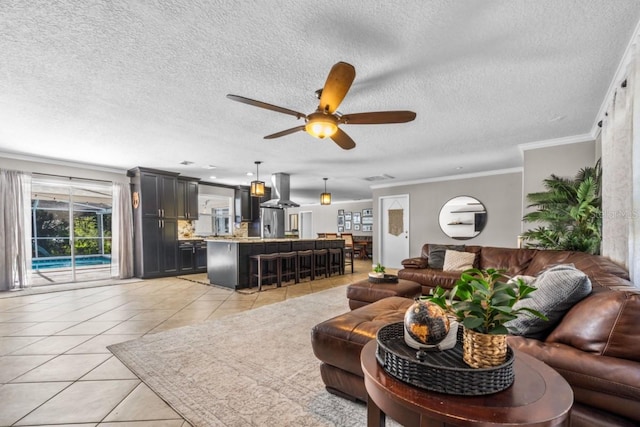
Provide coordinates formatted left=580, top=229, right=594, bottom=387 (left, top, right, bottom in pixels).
left=443, top=250, right=476, bottom=272
left=428, top=244, right=465, bottom=269
left=508, top=264, right=592, bottom=338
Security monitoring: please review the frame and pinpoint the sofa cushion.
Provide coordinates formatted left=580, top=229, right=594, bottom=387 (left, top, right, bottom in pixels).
left=428, top=244, right=465, bottom=269
left=443, top=250, right=476, bottom=272
left=508, top=264, right=592, bottom=337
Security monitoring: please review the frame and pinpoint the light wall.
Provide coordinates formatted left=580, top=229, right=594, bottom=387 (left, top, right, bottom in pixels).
left=372, top=171, right=523, bottom=260
left=286, top=200, right=373, bottom=237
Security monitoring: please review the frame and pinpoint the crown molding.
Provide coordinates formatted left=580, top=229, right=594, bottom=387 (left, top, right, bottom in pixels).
left=518, top=133, right=595, bottom=153
left=370, top=167, right=523, bottom=190
left=591, top=18, right=640, bottom=136
left=0, top=151, right=127, bottom=175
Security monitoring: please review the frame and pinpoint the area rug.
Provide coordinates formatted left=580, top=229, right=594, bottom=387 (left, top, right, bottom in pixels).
left=108, top=285, right=392, bottom=427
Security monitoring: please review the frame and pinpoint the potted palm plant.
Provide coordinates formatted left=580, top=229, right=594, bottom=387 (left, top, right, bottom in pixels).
left=521, top=160, right=602, bottom=254
left=427, top=268, right=547, bottom=368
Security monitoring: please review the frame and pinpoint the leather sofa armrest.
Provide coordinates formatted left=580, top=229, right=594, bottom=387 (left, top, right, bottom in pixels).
left=401, top=257, right=429, bottom=269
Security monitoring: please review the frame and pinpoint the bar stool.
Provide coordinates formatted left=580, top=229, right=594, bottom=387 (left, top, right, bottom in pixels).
left=313, top=248, right=328, bottom=279
left=343, top=246, right=354, bottom=274
left=249, top=253, right=281, bottom=291
left=297, top=249, right=314, bottom=282
left=279, top=251, right=298, bottom=284
left=328, top=247, right=343, bottom=276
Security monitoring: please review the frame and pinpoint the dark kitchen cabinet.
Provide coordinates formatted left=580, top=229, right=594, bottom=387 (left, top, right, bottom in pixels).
left=235, top=187, right=252, bottom=222
left=179, top=240, right=207, bottom=273
left=129, top=167, right=180, bottom=278
left=234, top=186, right=271, bottom=222
left=179, top=242, right=196, bottom=273
left=140, top=171, right=177, bottom=219
left=195, top=241, right=207, bottom=271
left=177, top=178, right=199, bottom=220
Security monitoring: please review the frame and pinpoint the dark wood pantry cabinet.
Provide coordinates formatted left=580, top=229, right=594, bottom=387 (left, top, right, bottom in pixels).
left=129, top=167, right=196, bottom=278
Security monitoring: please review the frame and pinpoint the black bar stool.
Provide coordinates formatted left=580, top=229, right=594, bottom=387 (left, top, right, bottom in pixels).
left=328, top=247, right=343, bottom=276
left=249, top=253, right=280, bottom=291
left=343, top=246, right=354, bottom=274
left=279, top=251, right=298, bottom=284
left=297, top=250, right=314, bottom=282
left=313, top=248, right=328, bottom=279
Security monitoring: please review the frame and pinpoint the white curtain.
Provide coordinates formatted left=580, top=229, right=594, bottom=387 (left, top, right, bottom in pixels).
left=0, top=169, right=32, bottom=291
left=601, top=37, right=640, bottom=284
left=111, top=182, right=134, bottom=279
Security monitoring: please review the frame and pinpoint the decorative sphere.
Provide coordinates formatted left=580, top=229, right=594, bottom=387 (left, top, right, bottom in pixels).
left=404, top=300, right=450, bottom=347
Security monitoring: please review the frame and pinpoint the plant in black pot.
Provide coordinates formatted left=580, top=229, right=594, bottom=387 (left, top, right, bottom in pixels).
left=427, top=268, right=547, bottom=368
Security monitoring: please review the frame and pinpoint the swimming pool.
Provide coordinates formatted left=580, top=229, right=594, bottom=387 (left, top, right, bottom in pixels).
left=32, top=255, right=112, bottom=270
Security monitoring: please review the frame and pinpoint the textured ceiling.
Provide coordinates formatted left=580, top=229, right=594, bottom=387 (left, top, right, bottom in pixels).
left=1, top=1, right=639, bottom=204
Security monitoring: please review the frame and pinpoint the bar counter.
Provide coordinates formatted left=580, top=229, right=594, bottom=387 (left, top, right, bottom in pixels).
left=205, top=238, right=344, bottom=289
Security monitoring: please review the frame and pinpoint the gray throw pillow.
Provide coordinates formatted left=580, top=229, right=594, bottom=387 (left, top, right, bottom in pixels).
left=428, top=244, right=465, bottom=269
left=508, top=264, right=592, bottom=338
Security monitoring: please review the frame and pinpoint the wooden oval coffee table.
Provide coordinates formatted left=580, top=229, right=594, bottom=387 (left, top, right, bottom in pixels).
left=361, top=340, right=573, bottom=427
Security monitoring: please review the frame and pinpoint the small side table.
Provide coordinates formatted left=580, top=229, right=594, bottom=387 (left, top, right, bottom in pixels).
left=361, top=340, right=573, bottom=427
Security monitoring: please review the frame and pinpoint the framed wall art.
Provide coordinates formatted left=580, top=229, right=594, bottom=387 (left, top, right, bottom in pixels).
left=353, top=212, right=361, bottom=224
left=354, top=224, right=361, bottom=231
left=345, top=212, right=352, bottom=221
left=337, top=216, right=345, bottom=226
left=362, top=224, right=372, bottom=232
left=345, top=221, right=352, bottom=230
left=362, top=208, right=373, bottom=216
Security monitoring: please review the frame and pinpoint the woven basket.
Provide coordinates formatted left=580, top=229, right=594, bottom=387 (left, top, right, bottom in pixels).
left=462, top=328, right=508, bottom=368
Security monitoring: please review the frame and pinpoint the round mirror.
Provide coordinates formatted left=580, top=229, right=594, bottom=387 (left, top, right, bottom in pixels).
left=438, top=196, right=487, bottom=240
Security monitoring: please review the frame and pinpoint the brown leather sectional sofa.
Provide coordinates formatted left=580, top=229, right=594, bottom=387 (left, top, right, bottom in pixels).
left=311, top=244, right=640, bottom=427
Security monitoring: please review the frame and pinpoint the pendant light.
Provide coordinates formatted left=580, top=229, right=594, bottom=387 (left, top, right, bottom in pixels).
left=320, top=177, right=331, bottom=205
left=250, top=161, right=265, bottom=197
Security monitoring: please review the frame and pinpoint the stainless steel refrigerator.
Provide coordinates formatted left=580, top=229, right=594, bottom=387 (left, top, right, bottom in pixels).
left=260, top=207, right=285, bottom=238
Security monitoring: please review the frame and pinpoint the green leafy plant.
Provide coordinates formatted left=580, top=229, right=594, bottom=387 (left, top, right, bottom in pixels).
left=521, top=160, right=602, bottom=254
left=427, top=268, right=547, bottom=335
left=373, top=263, right=385, bottom=273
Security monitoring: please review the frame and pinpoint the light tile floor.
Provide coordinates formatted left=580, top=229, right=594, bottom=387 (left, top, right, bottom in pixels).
left=0, top=260, right=374, bottom=426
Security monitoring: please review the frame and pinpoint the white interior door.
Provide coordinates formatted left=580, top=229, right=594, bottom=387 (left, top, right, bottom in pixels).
left=299, top=211, right=313, bottom=239
left=379, top=195, right=410, bottom=269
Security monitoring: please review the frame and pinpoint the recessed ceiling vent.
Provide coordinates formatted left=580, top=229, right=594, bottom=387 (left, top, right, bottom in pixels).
left=363, top=174, right=395, bottom=182
left=179, top=160, right=194, bottom=165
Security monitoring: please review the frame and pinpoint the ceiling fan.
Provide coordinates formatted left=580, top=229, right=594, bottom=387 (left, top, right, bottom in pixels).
left=227, top=62, right=417, bottom=150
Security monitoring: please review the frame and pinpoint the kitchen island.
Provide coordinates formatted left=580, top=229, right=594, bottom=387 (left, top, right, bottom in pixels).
left=206, top=238, right=345, bottom=289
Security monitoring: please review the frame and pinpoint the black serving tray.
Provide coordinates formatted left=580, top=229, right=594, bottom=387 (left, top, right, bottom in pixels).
left=376, top=322, right=514, bottom=395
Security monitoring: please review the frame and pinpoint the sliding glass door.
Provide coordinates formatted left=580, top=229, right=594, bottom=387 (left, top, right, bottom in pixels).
left=31, top=176, right=113, bottom=286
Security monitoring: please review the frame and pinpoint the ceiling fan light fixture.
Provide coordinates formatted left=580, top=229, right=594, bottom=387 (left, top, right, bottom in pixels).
left=305, top=112, right=338, bottom=139
left=250, top=161, right=265, bottom=197
left=320, top=177, right=331, bottom=205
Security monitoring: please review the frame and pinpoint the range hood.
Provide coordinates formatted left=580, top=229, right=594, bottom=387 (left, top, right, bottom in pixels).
left=260, top=173, right=300, bottom=208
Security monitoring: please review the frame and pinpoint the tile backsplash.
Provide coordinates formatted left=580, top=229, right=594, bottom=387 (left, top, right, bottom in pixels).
left=178, top=220, right=195, bottom=239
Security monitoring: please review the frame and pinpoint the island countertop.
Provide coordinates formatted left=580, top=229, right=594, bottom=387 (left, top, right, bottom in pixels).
left=204, top=237, right=340, bottom=243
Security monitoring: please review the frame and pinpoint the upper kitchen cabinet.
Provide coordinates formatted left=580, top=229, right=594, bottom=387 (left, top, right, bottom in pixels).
left=235, top=186, right=271, bottom=222
left=177, top=177, right=200, bottom=220
left=136, top=168, right=178, bottom=219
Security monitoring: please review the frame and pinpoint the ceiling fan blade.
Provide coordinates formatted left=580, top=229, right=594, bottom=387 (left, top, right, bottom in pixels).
left=227, top=94, right=306, bottom=119
left=318, top=62, right=356, bottom=114
left=264, top=125, right=306, bottom=139
left=330, top=128, right=356, bottom=150
left=339, top=111, right=417, bottom=125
